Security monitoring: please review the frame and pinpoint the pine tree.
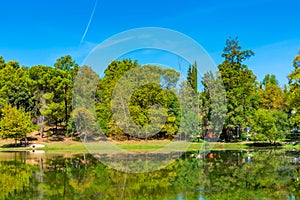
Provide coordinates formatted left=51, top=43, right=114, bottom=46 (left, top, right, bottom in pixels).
left=218, top=37, right=258, bottom=140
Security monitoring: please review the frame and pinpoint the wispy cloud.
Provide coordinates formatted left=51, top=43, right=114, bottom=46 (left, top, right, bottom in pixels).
left=80, top=0, right=100, bottom=44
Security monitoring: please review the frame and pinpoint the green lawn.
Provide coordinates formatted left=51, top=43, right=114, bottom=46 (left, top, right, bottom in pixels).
left=0, top=140, right=299, bottom=153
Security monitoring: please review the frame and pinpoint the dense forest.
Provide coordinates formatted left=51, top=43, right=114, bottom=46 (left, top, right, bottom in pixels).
left=0, top=37, right=299, bottom=144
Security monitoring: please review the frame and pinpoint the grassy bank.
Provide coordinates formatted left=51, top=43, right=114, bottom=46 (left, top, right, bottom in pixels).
left=1, top=139, right=299, bottom=153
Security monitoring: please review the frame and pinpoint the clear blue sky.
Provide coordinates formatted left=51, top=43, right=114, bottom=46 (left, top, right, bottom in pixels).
left=0, top=0, right=299, bottom=86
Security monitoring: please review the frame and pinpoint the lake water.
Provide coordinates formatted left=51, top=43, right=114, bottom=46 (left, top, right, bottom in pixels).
left=0, top=150, right=299, bottom=199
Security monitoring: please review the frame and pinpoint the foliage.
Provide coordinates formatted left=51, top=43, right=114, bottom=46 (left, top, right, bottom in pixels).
left=218, top=37, right=258, bottom=134
left=0, top=161, right=37, bottom=199
left=1, top=150, right=299, bottom=199
left=0, top=104, right=33, bottom=142
left=28, top=56, right=78, bottom=135
left=95, top=59, right=139, bottom=136
left=0, top=39, right=299, bottom=141
left=288, top=51, right=300, bottom=127
left=200, top=71, right=227, bottom=138
left=29, top=65, right=64, bottom=132
left=187, top=62, right=198, bottom=93
left=72, top=66, right=100, bottom=139
left=95, top=60, right=181, bottom=139
left=262, top=74, right=279, bottom=87
left=54, top=55, right=79, bottom=131
left=0, top=61, right=34, bottom=112
left=259, top=81, right=285, bottom=110
left=250, top=109, right=289, bottom=143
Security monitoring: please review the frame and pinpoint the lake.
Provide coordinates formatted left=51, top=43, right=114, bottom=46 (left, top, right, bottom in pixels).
left=0, top=149, right=299, bottom=199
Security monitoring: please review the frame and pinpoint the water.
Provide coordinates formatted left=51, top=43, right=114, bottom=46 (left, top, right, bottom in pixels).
left=0, top=150, right=299, bottom=199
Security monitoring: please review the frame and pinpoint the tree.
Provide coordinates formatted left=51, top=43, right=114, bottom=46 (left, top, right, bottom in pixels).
left=187, top=62, right=198, bottom=94
left=95, top=60, right=182, bottom=139
left=262, top=74, right=278, bottom=88
left=287, top=51, right=300, bottom=127
left=218, top=37, right=258, bottom=140
left=259, top=74, right=285, bottom=110
left=41, top=92, right=64, bottom=131
left=27, top=56, right=78, bottom=136
left=72, top=66, right=100, bottom=140
left=0, top=61, right=34, bottom=112
left=110, top=64, right=181, bottom=139
left=200, top=71, right=227, bottom=140
left=250, top=109, right=288, bottom=144
left=95, top=59, right=139, bottom=136
left=54, top=55, right=79, bottom=72
left=0, top=104, right=33, bottom=145
left=29, top=65, right=62, bottom=137
left=54, top=55, right=79, bottom=131
left=0, top=56, right=5, bottom=69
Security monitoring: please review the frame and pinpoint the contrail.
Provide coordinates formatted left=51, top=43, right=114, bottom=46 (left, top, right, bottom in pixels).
left=80, top=0, right=99, bottom=44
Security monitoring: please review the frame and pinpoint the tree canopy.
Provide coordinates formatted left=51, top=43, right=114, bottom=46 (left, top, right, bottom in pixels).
left=217, top=37, right=258, bottom=139
left=0, top=104, right=33, bottom=143
left=0, top=38, right=298, bottom=143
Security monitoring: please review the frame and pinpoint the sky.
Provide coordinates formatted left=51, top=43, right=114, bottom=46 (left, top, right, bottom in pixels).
left=0, top=0, right=299, bottom=87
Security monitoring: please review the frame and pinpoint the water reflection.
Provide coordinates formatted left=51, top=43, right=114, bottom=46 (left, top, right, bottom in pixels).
left=0, top=150, right=299, bottom=199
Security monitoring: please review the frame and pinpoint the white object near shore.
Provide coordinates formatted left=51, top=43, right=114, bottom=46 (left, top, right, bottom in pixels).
left=29, top=144, right=45, bottom=149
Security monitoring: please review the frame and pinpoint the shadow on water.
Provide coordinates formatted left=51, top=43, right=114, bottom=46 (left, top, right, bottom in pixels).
left=245, top=142, right=283, bottom=148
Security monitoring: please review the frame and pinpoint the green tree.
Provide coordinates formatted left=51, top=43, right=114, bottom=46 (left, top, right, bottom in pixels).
left=260, top=74, right=285, bottom=110
left=111, top=64, right=181, bottom=139
left=0, top=104, right=33, bottom=144
left=96, top=60, right=182, bottom=139
left=54, top=55, right=79, bottom=132
left=200, top=71, right=227, bottom=139
left=29, top=65, right=62, bottom=137
left=0, top=56, right=5, bottom=69
left=72, top=66, right=100, bottom=140
left=287, top=51, right=300, bottom=127
left=218, top=37, right=258, bottom=140
left=41, top=92, right=64, bottom=131
left=0, top=60, right=34, bottom=112
left=95, top=59, right=139, bottom=136
left=262, top=74, right=279, bottom=87
left=28, top=57, right=78, bottom=136
left=250, top=108, right=288, bottom=144
left=187, top=62, right=198, bottom=93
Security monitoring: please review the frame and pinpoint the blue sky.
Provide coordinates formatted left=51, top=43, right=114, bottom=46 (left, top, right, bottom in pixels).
left=0, top=0, right=299, bottom=86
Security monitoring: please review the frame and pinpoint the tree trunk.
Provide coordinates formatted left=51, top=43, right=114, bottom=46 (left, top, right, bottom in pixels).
left=65, top=88, right=68, bottom=130
left=40, top=126, right=44, bottom=138
left=225, top=128, right=230, bottom=142
left=55, top=121, right=58, bottom=134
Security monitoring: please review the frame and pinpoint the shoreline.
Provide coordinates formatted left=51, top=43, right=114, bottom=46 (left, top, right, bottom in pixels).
left=0, top=140, right=299, bottom=153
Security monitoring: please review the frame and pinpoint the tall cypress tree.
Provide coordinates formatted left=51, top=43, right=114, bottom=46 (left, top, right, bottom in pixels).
left=187, top=62, right=198, bottom=94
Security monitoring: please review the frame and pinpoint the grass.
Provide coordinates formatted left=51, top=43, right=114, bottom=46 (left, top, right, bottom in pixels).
left=0, top=139, right=299, bottom=153
left=43, top=142, right=89, bottom=153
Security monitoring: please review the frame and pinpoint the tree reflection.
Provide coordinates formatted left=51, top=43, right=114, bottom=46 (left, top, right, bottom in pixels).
left=0, top=150, right=299, bottom=199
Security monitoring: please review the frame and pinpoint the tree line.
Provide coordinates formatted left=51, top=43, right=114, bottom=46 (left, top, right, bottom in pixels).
left=0, top=37, right=299, bottom=143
